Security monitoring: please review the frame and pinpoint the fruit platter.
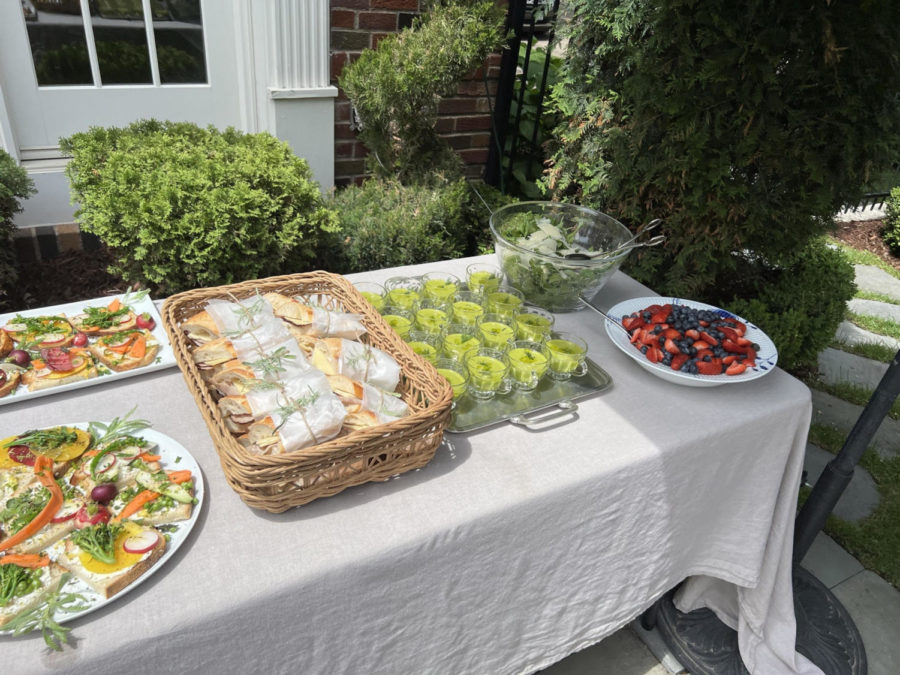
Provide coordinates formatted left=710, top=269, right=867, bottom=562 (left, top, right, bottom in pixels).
left=604, top=296, right=778, bottom=387
left=0, top=291, right=175, bottom=405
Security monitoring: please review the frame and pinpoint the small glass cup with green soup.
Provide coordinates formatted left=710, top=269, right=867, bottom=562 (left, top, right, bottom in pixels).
left=546, top=331, right=589, bottom=381
left=507, top=340, right=550, bottom=391
left=484, top=285, right=525, bottom=318
left=353, top=281, right=386, bottom=312
left=477, top=312, right=517, bottom=350
left=451, top=291, right=486, bottom=326
left=464, top=347, right=511, bottom=400
left=380, top=305, right=413, bottom=339
left=515, top=305, right=554, bottom=342
left=465, top=262, right=503, bottom=297
left=406, top=330, right=440, bottom=364
left=441, top=323, right=482, bottom=361
left=414, top=298, right=451, bottom=335
left=383, top=276, right=423, bottom=310
left=420, top=272, right=460, bottom=304
left=435, top=357, right=468, bottom=401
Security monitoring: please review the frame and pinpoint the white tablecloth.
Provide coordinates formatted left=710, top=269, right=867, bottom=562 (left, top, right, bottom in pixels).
left=4, top=256, right=819, bottom=674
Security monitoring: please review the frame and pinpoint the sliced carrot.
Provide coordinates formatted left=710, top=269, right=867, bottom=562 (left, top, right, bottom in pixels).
left=0, top=553, right=50, bottom=568
left=112, top=489, right=159, bottom=523
left=82, top=449, right=100, bottom=458
left=107, top=334, right=137, bottom=354
left=129, top=335, right=147, bottom=359
left=31, top=360, right=46, bottom=370
left=166, top=470, right=192, bottom=484
left=138, top=452, right=161, bottom=462
left=0, top=456, right=63, bottom=553
left=107, top=298, right=122, bottom=312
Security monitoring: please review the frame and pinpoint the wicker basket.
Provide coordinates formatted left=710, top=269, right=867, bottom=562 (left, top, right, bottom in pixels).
left=161, top=271, right=453, bottom=513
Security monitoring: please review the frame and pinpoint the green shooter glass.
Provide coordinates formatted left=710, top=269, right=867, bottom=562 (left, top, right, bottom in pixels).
left=353, top=281, right=385, bottom=312
left=383, top=276, right=423, bottom=311
left=420, top=272, right=460, bottom=303
left=464, top=347, right=511, bottom=400
left=477, top=312, right=517, bottom=350
left=441, top=323, right=482, bottom=361
left=466, top=262, right=503, bottom=298
left=414, top=298, right=451, bottom=335
left=435, top=357, right=468, bottom=401
left=546, top=331, right=589, bottom=381
left=406, top=330, right=440, bottom=364
left=515, top=305, right=555, bottom=341
left=484, top=286, right=525, bottom=318
left=380, top=305, right=413, bottom=340
left=507, top=340, right=550, bottom=391
left=451, top=291, right=486, bottom=326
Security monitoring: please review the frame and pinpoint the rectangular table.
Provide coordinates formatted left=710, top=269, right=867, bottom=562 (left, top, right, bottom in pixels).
left=4, top=256, right=820, bottom=674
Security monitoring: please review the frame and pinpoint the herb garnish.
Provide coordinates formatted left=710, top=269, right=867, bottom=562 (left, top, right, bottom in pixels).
left=3, top=427, right=77, bottom=453
left=0, top=562, right=40, bottom=607
left=71, top=523, right=123, bottom=564
left=3, top=573, right=91, bottom=651
left=242, top=346, right=296, bottom=379
left=88, top=408, right=151, bottom=448
left=0, top=487, right=50, bottom=535
left=8, top=315, right=68, bottom=336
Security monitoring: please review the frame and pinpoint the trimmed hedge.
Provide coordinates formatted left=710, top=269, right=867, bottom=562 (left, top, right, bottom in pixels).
left=0, top=150, right=35, bottom=308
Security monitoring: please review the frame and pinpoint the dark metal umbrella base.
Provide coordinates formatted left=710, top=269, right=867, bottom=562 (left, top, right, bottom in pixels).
left=651, top=566, right=866, bottom=675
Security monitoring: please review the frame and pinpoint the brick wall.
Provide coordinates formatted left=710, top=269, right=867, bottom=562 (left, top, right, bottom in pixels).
left=331, top=0, right=502, bottom=186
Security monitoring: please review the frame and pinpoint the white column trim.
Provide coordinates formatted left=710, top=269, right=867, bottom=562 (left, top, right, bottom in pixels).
left=269, top=0, right=332, bottom=94
left=269, top=86, right=339, bottom=100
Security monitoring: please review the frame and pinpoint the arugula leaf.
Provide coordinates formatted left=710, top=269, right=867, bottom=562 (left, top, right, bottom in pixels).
left=70, top=523, right=123, bottom=564
left=3, top=427, right=77, bottom=452
left=3, top=573, right=91, bottom=651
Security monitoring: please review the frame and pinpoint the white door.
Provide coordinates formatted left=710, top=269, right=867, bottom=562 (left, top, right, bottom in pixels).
left=0, top=0, right=243, bottom=161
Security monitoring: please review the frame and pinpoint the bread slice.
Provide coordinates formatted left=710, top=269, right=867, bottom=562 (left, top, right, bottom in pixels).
left=55, top=522, right=167, bottom=599
left=70, top=309, right=138, bottom=336
left=21, top=350, right=98, bottom=392
left=0, top=370, right=20, bottom=398
left=0, top=330, right=12, bottom=358
left=180, top=310, right=220, bottom=346
left=0, top=561, right=67, bottom=628
left=88, top=330, right=159, bottom=372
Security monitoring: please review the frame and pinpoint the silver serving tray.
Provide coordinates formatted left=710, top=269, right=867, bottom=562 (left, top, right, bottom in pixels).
left=447, top=357, right=612, bottom=433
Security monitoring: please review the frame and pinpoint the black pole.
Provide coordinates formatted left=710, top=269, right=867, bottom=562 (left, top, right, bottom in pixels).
left=793, top=347, right=900, bottom=562
left=485, top=0, right=525, bottom=188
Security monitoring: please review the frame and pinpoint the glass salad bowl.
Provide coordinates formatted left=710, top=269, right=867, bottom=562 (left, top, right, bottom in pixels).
left=489, top=201, right=633, bottom=312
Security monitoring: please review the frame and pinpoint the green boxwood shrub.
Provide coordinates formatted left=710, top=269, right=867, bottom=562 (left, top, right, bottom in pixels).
left=882, top=187, right=900, bottom=255
left=0, top=149, right=36, bottom=308
left=61, top=120, right=339, bottom=295
left=714, top=239, right=856, bottom=370
left=338, top=0, right=505, bottom=183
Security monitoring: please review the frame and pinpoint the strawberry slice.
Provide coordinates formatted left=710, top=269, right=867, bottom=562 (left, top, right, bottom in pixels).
left=697, top=359, right=724, bottom=375
left=699, top=331, right=719, bottom=346
left=726, top=361, right=748, bottom=376
left=664, top=338, right=681, bottom=354
left=663, top=328, right=681, bottom=339
left=41, top=348, right=74, bottom=372
left=718, top=326, right=741, bottom=343
left=622, top=315, right=644, bottom=332
left=670, top=354, right=689, bottom=371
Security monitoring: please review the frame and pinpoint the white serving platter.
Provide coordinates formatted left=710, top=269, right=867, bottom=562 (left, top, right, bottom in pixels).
left=0, top=292, right=176, bottom=406
left=604, top=296, right=778, bottom=387
left=0, top=423, right=204, bottom=635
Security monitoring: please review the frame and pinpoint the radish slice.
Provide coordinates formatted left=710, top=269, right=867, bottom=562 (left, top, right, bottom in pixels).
left=123, top=530, right=159, bottom=554
left=51, top=500, right=82, bottom=523
left=40, top=333, right=68, bottom=345
left=2, top=322, right=26, bottom=333
left=115, top=444, right=144, bottom=459
left=94, top=453, right=117, bottom=474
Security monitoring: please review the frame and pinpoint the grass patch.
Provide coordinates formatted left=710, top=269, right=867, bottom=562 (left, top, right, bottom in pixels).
left=847, top=311, right=900, bottom=341
left=806, top=423, right=900, bottom=589
left=805, top=378, right=900, bottom=421
left=830, top=339, right=897, bottom=363
left=829, top=238, right=900, bottom=281
left=855, top=289, right=900, bottom=305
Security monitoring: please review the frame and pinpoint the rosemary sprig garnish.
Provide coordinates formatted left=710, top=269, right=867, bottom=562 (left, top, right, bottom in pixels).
left=273, top=387, right=321, bottom=430
left=242, top=346, right=295, bottom=379
left=88, top=408, right=151, bottom=447
left=228, top=293, right=268, bottom=331
left=3, top=573, right=91, bottom=651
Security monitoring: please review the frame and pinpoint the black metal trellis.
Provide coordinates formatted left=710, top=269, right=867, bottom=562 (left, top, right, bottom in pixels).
left=485, top=0, right=560, bottom=192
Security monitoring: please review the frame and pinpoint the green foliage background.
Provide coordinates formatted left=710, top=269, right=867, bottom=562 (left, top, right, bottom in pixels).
left=338, top=0, right=505, bottom=184
left=61, top=120, right=338, bottom=295
left=545, top=0, right=898, bottom=367
left=0, top=150, right=36, bottom=308
left=881, top=187, right=900, bottom=255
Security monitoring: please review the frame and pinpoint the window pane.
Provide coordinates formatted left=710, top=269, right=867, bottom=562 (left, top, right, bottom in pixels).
left=91, top=1, right=152, bottom=85
left=153, top=1, right=207, bottom=84
left=26, top=1, right=93, bottom=86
